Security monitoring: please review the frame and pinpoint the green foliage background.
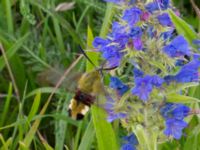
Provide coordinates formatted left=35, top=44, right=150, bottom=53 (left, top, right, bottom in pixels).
left=0, top=0, right=199, bottom=149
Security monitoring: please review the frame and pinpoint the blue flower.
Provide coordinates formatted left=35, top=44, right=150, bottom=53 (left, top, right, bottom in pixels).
left=164, top=75, right=175, bottom=84
left=160, top=30, right=174, bottom=40
left=193, top=39, right=200, bottom=46
left=147, top=26, right=155, bottom=38
left=175, top=59, right=185, bottom=66
left=151, top=75, right=164, bottom=87
left=132, top=75, right=163, bottom=101
left=110, top=76, right=129, bottom=96
left=103, top=0, right=124, bottom=4
left=193, top=39, right=200, bottom=51
left=145, top=0, right=170, bottom=13
left=111, top=22, right=129, bottom=47
left=129, top=26, right=143, bottom=50
left=174, top=60, right=200, bottom=83
left=92, top=37, right=110, bottom=49
left=107, top=112, right=127, bottom=122
left=145, top=2, right=159, bottom=13
left=129, top=26, right=143, bottom=39
left=164, top=118, right=188, bottom=139
left=121, top=134, right=138, bottom=150
left=104, top=96, right=127, bottom=122
left=157, top=13, right=173, bottom=26
left=159, top=0, right=170, bottom=10
left=122, top=7, right=142, bottom=25
left=160, top=103, right=190, bottom=120
left=131, top=76, right=153, bottom=101
left=163, top=35, right=190, bottom=58
left=121, top=143, right=136, bottom=150
left=101, top=45, right=123, bottom=67
left=133, top=68, right=144, bottom=78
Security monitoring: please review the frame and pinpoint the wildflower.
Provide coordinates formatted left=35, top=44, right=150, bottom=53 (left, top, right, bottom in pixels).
left=133, top=68, right=144, bottom=78
left=145, top=0, right=170, bottom=13
left=146, top=26, right=156, bottom=38
left=92, top=37, right=110, bottom=49
left=122, top=7, right=142, bottom=25
left=174, top=59, right=200, bottom=83
left=129, top=26, right=143, bottom=50
left=111, top=22, right=129, bottom=47
left=133, top=38, right=143, bottom=50
left=193, top=39, right=200, bottom=46
left=160, top=103, right=190, bottom=120
left=110, top=76, right=129, bottom=96
left=163, top=35, right=190, bottom=57
left=107, top=112, right=127, bottom=122
left=164, top=118, right=188, bottom=139
left=132, top=75, right=163, bottom=101
left=103, top=0, right=124, bottom=4
left=101, top=45, right=123, bottom=67
left=121, top=133, right=138, bottom=150
left=193, top=39, right=200, bottom=50
left=160, top=30, right=174, bottom=40
left=105, top=96, right=127, bottom=122
left=129, top=26, right=143, bottom=39
left=157, top=13, right=173, bottom=26
left=160, top=103, right=190, bottom=139
left=159, top=0, right=170, bottom=10
left=151, top=75, right=164, bottom=87
left=131, top=76, right=153, bottom=101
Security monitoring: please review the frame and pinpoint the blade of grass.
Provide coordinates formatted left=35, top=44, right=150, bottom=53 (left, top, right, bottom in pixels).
left=2, top=0, right=14, bottom=33
left=0, top=83, right=13, bottom=127
left=78, top=120, right=95, bottom=150
left=99, top=3, right=115, bottom=38
left=0, top=44, right=20, bottom=100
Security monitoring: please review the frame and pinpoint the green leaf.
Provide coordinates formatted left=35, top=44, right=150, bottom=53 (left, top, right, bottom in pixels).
left=78, top=120, right=95, bottom=150
left=166, top=94, right=200, bottom=103
left=27, top=91, right=41, bottom=122
left=22, top=91, right=42, bottom=147
left=91, top=106, right=119, bottom=150
left=168, top=10, right=198, bottom=45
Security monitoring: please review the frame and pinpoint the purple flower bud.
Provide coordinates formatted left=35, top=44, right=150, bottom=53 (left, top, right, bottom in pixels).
left=133, top=38, right=143, bottom=50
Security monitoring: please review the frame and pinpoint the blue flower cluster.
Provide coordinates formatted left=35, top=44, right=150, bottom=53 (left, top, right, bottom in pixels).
left=160, top=103, right=190, bottom=139
left=96, top=0, right=200, bottom=144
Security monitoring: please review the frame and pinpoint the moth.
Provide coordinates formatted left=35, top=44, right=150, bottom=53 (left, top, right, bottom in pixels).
left=39, top=50, right=116, bottom=120
left=68, top=70, right=104, bottom=120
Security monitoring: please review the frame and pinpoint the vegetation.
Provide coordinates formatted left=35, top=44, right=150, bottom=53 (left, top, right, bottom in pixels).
left=0, top=0, right=199, bottom=149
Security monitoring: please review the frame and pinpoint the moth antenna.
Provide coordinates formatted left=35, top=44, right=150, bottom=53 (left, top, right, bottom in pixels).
left=78, top=46, right=97, bottom=69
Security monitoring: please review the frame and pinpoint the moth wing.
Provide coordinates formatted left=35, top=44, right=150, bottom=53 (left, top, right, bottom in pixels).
left=37, top=68, right=82, bottom=93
